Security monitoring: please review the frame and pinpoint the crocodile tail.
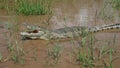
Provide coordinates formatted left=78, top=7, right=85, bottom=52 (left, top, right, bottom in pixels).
left=89, top=23, right=120, bottom=32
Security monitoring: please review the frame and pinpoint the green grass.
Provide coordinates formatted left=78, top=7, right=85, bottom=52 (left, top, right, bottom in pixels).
left=0, top=0, right=52, bottom=15
left=111, top=0, right=120, bottom=10
left=70, top=29, right=118, bottom=68
left=109, top=48, right=113, bottom=68
left=76, top=34, right=95, bottom=68
left=16, top=0, right=52, bottom=15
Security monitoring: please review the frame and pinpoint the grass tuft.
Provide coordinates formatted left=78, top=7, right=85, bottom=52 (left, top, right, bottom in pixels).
left=16, top=0, right=52, bottom=15
left=46, top=43, right=61, bottom=66
left=111, top=0, right=120, bottom=10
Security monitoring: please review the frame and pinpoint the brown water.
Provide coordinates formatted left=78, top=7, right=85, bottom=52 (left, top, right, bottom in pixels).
left=0, top=0, right=120, bottom=68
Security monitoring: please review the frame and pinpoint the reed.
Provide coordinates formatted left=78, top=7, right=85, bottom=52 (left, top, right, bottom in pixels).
left=46, top=43, right=61, bottom=66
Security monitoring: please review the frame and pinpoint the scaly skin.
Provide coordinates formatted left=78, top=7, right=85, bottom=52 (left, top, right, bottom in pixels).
left=20, top=23, right=120, bottom=40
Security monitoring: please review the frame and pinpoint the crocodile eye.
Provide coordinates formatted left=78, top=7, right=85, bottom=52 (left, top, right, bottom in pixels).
left=27, top=30, right=39, bottom=33
left=33, top=30, right=38, bottom=33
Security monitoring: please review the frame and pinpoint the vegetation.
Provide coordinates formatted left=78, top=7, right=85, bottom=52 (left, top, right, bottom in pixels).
left=0, top=0, right=119, bottom=68
left=17, top=0, right=52, bottom=15
left=111, top=0, right=120, bottom=10
left=4, top=22, right=25, bottom=64
left=70, top=31, right=118, bottom=68
left=46, top=43, right=61, bottom=66
left=0, top=0, right=52, bottom=15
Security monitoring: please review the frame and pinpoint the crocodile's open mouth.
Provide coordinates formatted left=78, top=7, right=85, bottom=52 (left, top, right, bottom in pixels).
left=27, top=30, right=39, bottom=33
left=20, top=29, right=44, bottom=40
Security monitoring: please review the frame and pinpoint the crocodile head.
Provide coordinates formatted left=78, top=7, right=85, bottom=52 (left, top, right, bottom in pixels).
left=20, top=29, right=45, bottom=40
